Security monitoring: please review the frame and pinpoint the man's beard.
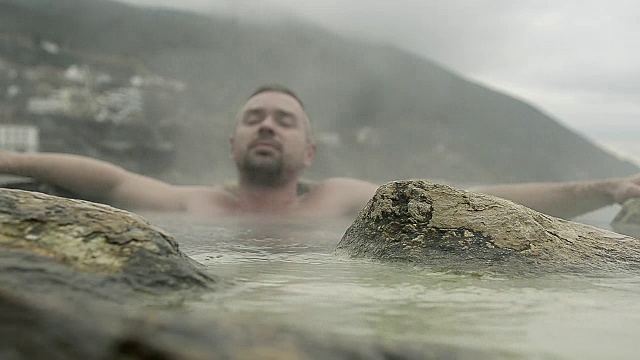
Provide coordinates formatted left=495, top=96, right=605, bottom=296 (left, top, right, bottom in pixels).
left=239, top=152, right=285, bottom=187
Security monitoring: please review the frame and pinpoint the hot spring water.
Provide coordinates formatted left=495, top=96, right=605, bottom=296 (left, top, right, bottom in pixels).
left=144, top=206, right=640, bottom=359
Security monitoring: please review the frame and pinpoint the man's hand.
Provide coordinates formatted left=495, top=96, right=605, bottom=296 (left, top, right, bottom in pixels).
left=610, top=174, right=640, bottom=204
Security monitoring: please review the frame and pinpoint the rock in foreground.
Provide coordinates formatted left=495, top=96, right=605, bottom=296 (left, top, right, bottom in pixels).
left=337, top=181, right=640, bottom=275
left=0, top=189, right=216, bottom=303
left=0, top=289, right=501, bottom=360
left=611, top=198, right=640, bottom=239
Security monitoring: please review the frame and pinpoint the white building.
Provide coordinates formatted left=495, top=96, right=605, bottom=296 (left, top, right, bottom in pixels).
left=0, top=125, right=39, bottom=152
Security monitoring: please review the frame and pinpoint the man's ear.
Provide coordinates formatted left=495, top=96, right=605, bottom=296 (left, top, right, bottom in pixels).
left=303, top=142, right=317, bottom=167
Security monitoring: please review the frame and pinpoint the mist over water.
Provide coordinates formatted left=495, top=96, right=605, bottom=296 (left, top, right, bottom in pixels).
left=123, top=0, right=640, bottom=167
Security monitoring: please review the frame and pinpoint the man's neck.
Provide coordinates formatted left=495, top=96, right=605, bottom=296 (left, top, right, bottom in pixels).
left=234, top=176, right=302, bottom=214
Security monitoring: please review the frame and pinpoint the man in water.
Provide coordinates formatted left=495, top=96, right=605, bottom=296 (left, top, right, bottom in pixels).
left=1, top=85, right=639, bottom=220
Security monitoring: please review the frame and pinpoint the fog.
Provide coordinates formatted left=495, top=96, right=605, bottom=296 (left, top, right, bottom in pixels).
left=124, top=0, right=640, bottom=165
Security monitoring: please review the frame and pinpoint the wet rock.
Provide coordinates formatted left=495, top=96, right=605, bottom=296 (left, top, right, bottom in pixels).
left=611, top=198, right=640, bottom=239
left=337, top=180, right=640, bottom=275
left=1, top=178, right=98, bottom=202
left=0, top=188, right=217, bottom=304
left=0, top=289, right=500, bottom=360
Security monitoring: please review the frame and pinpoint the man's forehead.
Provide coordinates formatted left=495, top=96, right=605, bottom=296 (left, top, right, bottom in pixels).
left=241, top=91, right=304, bottom=114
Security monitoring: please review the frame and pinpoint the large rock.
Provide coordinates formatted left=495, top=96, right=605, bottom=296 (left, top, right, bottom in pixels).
left=0, top=188, right=217, bottom=304
left=337, top=180, right=640, bottom=275
left=611, top=198, right=640, bottom=238
left=0, top=289, right=500, bottom=360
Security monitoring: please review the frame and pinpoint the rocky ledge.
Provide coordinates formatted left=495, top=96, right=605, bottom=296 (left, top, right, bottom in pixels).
left=0, top=288, right=500, bottom=360
left=337, top=180, right=640, bottom=275
left=0, top=188, right=216, bottom=304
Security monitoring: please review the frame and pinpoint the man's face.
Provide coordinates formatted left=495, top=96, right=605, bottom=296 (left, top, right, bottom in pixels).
left=230, top=91, right=315, bottom=185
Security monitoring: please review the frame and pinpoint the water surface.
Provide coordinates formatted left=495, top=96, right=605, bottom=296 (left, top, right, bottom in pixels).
left=146, top=209, right=640, bottom=360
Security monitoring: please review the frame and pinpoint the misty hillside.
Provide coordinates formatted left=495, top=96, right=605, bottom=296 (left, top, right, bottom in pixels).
left=1, top=0, right=638, bottom=185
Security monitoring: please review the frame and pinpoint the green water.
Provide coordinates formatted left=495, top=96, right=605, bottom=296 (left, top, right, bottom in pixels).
left=146, top=208, right=640, bottom=360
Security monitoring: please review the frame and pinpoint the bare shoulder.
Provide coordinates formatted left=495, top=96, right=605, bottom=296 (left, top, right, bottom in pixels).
left=314, top=177, right=380, bottom=193
left=307, top=177, right=379, bottom=215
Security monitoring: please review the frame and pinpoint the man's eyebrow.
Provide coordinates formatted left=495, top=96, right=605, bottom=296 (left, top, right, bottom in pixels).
left=244, top=108, right=264, bottom=114
left=244, top=107, right=297, bottom=118
left=274, top=109, right=296, bottom=117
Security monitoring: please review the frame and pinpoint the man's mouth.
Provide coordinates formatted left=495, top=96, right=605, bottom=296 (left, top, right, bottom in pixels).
left=249, top=140, right=282, bottom=154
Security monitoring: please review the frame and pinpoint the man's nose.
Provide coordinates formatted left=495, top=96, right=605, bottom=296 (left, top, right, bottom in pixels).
left=258, top=115, right=276, bottom=135
left=258, top=125, right=274, bottom=136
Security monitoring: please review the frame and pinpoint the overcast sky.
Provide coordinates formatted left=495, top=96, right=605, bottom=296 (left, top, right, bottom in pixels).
left=125, top=0, right=640, bottom=165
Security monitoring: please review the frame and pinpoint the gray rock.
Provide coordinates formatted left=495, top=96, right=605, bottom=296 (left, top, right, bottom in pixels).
left=0, top=289, right=499, bottom=360
left=611, top=198, right=640, bottom=238
left=337, top=180, right=640, bottom=275
left=0, top=188, right=217, bottom=304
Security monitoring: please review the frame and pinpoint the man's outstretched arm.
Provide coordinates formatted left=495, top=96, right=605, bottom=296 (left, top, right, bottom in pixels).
left=324, top=175, right=640, bottom=220
left=476, top=174, right=640, bottom=219
left=0, top=151, right=189, bottom=211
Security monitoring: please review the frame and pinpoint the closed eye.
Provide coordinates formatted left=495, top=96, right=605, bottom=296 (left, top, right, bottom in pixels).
left=243, top=109, right=265, bottom=125
left=274, top=110, right=297, bottom=127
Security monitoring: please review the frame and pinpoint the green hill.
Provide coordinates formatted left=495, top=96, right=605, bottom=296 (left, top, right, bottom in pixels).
left=1, top=0, right=637, bottom=184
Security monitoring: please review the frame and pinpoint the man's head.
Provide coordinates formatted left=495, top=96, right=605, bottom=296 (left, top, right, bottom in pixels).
left=244, top=85, right=313, bottom=140
left=230, top=85, right=316, bottom=186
